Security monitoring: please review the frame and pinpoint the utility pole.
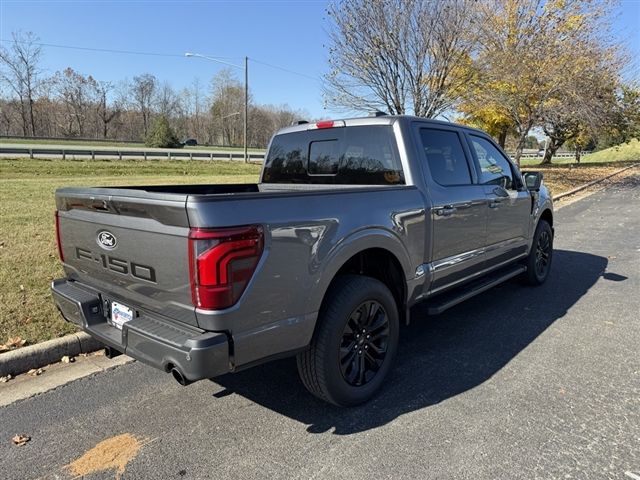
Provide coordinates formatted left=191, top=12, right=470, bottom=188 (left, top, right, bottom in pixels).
left=244, top=56, right=249, bottom=163
left=184, top=52, right=248, bottom=159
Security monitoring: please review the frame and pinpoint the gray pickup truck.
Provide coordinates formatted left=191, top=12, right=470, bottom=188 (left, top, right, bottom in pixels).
left=52, top=115, right=553, bottom=406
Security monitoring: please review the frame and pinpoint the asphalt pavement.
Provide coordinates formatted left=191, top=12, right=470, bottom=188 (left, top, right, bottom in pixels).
left=1, top=175, right=639, bottom=480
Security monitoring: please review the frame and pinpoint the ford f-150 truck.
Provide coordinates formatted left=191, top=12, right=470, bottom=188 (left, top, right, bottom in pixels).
left=51, top=115, right=553, bottom=406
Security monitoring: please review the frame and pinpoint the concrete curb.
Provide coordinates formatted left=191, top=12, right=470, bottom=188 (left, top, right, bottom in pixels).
left=0, top=332, right=103, bottom=377
left=552, top=163, right=638, bottom=201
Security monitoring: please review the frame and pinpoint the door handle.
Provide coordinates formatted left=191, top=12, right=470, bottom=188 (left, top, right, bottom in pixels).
left=488, top=198, right=503, bottom=209
left=435, top=205, right=456, bottom=216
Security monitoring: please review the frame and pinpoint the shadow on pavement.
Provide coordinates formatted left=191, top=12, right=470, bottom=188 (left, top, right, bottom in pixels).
left=211, top=249, right=608, bottom=435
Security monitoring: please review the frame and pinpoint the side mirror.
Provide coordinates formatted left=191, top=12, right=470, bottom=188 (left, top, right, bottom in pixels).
left=523, top=171, right=543, bottom=192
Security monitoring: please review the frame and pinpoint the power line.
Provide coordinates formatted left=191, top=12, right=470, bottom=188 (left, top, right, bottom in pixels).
left=0, top=38, right=236, bottom=60
left=249, top=57, right=321, bottom=82
left=0, top=38, right=321, bottom=82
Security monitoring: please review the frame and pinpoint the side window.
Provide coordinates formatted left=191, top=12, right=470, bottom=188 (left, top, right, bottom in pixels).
left=262, top=133, right=307, bottom=183
left=469, top=136, right=515, bottom=190
left=420, top=129, right=471, bottom=186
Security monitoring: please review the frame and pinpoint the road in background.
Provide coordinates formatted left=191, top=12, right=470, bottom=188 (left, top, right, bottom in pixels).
left=1, top=176, right=638, bottom=479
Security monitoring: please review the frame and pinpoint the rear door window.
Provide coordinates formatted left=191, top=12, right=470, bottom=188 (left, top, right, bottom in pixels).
left=263, top=125, right=404, bottom=185
left=419, top=129, right=472, bottom=186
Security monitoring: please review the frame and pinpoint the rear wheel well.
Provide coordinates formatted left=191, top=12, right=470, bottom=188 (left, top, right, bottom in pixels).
left=330, top=248, right=406, bottom=321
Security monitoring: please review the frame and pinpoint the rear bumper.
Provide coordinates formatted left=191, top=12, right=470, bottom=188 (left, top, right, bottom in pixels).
left=51, top=278, right=231, bottom=381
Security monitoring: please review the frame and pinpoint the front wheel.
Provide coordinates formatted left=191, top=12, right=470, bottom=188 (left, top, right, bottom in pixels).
left=296, top=275, right=399, bottom=407
left=523, top=219, right=553, bottom=285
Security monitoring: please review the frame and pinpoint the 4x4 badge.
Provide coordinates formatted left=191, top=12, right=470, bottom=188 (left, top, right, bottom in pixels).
left=97, top=231, right=117, bottom=249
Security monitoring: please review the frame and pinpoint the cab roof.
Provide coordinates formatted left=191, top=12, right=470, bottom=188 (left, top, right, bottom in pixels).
left=275, top=114, right=488, bottom=137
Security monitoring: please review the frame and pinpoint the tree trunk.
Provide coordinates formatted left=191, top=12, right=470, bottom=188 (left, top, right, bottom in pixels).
left=514, top=134, right=527, bottom=167
left=497, top=126, right=508, bottom=149
left=19, top=98, right=28, bottom=137
left=28, top=96, right=36, bottom=137
left=540, top=137, right=563, bottom=165
left=575, top=149, right=581, bottom=164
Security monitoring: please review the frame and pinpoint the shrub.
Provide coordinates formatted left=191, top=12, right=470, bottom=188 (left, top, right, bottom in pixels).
left=145, top=116, right=182, bottom=148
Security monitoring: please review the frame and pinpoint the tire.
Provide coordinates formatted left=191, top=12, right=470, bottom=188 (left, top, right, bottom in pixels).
left=296, top=274, right=399, bottom=407
left=523, top=219, right=553, bottom=285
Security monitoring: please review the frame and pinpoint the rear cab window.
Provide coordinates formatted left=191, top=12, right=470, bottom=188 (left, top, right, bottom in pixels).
left=419, top=128, right=472, bottom=186
left=262, top=125, right=404, bottom=185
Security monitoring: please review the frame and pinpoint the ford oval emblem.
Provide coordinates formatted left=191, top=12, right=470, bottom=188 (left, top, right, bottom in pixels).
left=97, top=231, right=117, bottom=249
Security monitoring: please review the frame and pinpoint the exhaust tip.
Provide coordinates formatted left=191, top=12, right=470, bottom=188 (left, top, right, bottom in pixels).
left=170, top=367, right=192, bottom=386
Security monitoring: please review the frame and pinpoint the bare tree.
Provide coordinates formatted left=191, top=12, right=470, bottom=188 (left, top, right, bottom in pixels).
left=52, top=68, right=97, bottom=137
left=130, top=74, right=157, bottom=137
left=187, top=78, right=207, bottom=142
left=95, top=81, right=120, bottom=139
left=210, top=69, right=247, bottom=146
left=0, top=97, right=17, bottom=135
left=155, top=81, right=179, bottom=118
left=0, top=31, right=43, bottom=136
left=324, top=0, right=475, bottom=117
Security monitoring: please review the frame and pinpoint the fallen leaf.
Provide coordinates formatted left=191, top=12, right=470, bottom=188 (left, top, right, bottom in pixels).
left=0, top=374, right=12, bottom=383
left=12, top=434, right=30, bottom=446
left=2, top=337, right=26, bottom=350
left=61, top=355, right=75, bottom=364
left=19, top=285, right=25, bottom=291
left=27, top=368, right=44, bottom=376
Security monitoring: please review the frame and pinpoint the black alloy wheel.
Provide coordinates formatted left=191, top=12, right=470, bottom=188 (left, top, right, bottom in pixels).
left=535, top=229, right=552, bottom=278
left=339, top=300, right=390, bottom=387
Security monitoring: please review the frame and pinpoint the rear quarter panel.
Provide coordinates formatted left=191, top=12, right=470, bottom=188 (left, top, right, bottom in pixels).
left=187, top=186, right=427, bottom=366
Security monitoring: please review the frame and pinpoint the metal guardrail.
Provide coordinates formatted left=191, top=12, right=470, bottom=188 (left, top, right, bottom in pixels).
left=0, top=135, right=240, bottom=150
left=0, top=146, right=265, bottom=162
left=508, top=152, right=592, bottom=159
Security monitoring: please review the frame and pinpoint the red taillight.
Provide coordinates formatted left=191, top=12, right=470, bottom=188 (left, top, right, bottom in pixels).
left=55, top=210, right=64, bottom=262
left=188, top=225, right=264, bottom=310
left=315, top=120, right=335, bottom=129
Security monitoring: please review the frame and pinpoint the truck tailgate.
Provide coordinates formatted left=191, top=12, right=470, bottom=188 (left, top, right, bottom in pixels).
left=56, top=187, right=196, bottom=326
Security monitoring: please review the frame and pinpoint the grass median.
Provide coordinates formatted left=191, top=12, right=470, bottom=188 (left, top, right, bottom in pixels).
left=0, top=158, right=261, bottom=347
left=0, top=157, right=636, bottom=348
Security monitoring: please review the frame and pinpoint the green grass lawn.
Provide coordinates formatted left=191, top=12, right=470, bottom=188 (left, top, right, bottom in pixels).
left=0, top=137, right=264, bottom=152
left=581, top=138, right=640, bottom=163
left=0, top=158, right=261, bottom=347
left=521, top=138, right=640, bottom=166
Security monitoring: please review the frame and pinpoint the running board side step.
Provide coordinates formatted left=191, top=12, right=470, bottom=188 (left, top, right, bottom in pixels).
left=426, top=265, right=526, bottom=315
